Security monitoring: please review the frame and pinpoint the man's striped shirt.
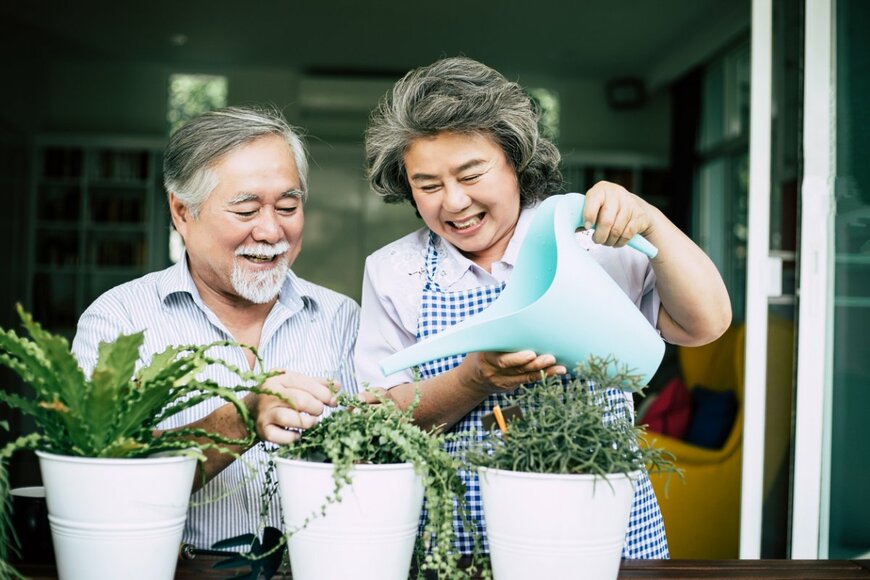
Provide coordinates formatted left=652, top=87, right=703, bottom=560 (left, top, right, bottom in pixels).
left=71, top=255, right=359, bottom=548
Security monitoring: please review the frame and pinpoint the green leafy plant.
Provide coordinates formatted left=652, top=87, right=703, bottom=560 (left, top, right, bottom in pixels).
left=272, top=389, right=482, bottom=580
left=467, top=354, right=679, bottom=479
left=0, top=419, right=20, bottom=580
left=207, top=526, right=287, bottom=580
left=0, top=304, right=275, bottom=575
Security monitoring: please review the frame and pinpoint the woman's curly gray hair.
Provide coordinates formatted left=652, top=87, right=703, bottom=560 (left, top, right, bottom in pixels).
left=365, top=57, right=562, bottom=208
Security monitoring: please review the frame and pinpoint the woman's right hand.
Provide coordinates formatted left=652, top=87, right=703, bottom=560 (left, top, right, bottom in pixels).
left=460, top=350, right=567, bottom=395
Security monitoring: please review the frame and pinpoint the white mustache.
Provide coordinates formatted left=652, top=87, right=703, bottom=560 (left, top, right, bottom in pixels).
left=235, top=241, right=290, bottom=258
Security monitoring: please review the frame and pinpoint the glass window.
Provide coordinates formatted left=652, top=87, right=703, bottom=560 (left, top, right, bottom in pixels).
left=694, top=41, right=751, bottom=321
left=166, top=74, right=228, bottom=262
left=166, top=74, right=228, bottom=136
left=828, top=0, right=870, bottom=558
left=527, top=87, right=560, bottom=142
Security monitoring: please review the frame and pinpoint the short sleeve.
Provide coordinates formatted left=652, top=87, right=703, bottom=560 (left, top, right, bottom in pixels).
left=354, top=255, right=419, bottom=389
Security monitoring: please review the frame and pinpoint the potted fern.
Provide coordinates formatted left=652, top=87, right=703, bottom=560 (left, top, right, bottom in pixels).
left=271, top=389, right=480, bottom=580
left=467, top=355, right=679, bottom=580
left=0, top=305, right=271, bottom=580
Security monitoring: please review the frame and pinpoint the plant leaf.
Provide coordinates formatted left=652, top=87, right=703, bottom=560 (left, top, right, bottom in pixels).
left=135, top=345, right=185, bottom=385
left=0, top=389, right=44, bottom=421
left=98, top=437, right=150, bottom=458
left=154, top=382, right=252, bottom=428
left=86, top=332, right=145, bottom=450
left=212, top=533, right=256, bottom=550
left=209, top=527, right=285, bottom=580
left=116, top=352, right=201, bottom=436
left=16, top=306, right=87, bottom=418
left=0, top=330, right=56, bottom=397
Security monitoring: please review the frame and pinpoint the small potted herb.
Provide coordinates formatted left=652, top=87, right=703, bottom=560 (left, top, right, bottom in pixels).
left=271, top=389, right=481, bottom=580
left=467, top=355, right=679, bottom=580
left=0, top=305, right=271, bottom=580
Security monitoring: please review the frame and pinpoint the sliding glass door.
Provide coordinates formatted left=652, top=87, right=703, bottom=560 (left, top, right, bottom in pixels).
left=792, top=0, right=870, bottom=559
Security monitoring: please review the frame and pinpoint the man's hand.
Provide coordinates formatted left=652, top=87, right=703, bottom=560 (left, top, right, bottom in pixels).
left=253, top=371, right=338, bottom=445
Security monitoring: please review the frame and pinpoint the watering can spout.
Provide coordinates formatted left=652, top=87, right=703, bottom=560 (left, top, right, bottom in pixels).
left=379, top=323, right=503, bottom=377
left=378, top=193, right=665, bottom=384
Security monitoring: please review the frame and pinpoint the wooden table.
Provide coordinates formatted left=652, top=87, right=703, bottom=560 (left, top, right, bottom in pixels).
left=618, top=559, right=870, bottom=578
left=14, top=557, right=870, bottom=578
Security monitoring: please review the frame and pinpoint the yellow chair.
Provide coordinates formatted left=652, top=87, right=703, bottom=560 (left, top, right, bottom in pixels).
left=648, top=324, right=745, bottom=559
left=648, top=317, right=795, bottom=559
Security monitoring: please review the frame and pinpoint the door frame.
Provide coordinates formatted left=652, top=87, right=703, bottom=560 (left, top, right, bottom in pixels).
left=741, top=0, right=773, bottom=559
left=790, top=0, right=836, bottom=559
left=744, top=0, right=836, bottom=558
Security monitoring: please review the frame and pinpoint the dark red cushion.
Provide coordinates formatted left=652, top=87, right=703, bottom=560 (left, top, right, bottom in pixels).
left=640, top=377, right=692, bottom=438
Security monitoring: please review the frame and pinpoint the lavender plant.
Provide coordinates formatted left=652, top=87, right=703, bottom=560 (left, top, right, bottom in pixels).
left=0, top=304, right=275, bottom=576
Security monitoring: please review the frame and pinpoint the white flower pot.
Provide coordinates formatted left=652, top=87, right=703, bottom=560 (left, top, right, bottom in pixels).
left=36, top=451, right=196, bottom=580
left=275, top=457, right=424, bottom=580
left=479, top=467, right=639, bottom=580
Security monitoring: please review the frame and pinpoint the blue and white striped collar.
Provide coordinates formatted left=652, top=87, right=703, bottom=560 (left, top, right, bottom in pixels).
left=156, top=253, right=317, bottom=314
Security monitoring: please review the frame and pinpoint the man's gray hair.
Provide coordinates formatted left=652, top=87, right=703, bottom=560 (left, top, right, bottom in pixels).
left=365, top=57, right=562, bottom=208
left=164, top=106, right=308, bottom=217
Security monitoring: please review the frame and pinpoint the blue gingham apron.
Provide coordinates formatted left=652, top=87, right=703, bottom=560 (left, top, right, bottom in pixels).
left=415, top=232, right=669, bottom=558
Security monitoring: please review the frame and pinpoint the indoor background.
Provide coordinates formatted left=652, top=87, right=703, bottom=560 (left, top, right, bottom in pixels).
left=3, top=0, right=865, bottom=563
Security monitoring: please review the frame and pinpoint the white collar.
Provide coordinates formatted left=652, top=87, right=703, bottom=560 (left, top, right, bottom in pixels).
left=434, top=204, right=537, bottom=287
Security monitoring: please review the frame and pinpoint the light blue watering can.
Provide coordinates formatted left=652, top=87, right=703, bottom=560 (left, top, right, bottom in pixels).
left=379, top=193, right=666, bottom=386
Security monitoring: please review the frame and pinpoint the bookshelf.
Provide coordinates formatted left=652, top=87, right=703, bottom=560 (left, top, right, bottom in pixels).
left=27, top=136, right=169, bottom=337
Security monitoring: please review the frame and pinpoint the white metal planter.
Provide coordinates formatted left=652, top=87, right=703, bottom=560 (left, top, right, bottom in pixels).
left=479, top=467, right=639, bottom=580
left=36, top=451, right=196, bottom=580
left=275, top=457, right=424, bottom=580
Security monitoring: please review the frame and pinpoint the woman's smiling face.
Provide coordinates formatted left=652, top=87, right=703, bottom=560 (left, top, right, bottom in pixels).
left=403, top=131, right=521, bottom=271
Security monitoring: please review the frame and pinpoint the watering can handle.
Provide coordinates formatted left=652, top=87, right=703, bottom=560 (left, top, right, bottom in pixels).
left=624, top=233, right=658, bottom=259
left=574, top=193, right=659, bottom=259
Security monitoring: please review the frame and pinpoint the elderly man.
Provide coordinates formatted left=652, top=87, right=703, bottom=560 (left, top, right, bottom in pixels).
left=71, top=106, right=358, bottom=549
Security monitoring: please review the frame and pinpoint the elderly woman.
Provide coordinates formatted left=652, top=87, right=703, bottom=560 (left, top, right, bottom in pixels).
left=355, top=56, right=731, bottom=558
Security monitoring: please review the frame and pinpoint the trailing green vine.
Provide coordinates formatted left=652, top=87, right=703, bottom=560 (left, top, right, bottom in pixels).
left=273, top=389, right=485, bottom=579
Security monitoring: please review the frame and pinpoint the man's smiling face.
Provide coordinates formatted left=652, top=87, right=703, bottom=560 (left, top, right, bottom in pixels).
left=171, top=134, right=304, bottom=305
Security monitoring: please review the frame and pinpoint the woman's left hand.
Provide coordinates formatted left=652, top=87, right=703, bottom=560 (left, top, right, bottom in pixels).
left=581, top=181, right=657, bottom=249
left=581, top=181, right=732, bottom=347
